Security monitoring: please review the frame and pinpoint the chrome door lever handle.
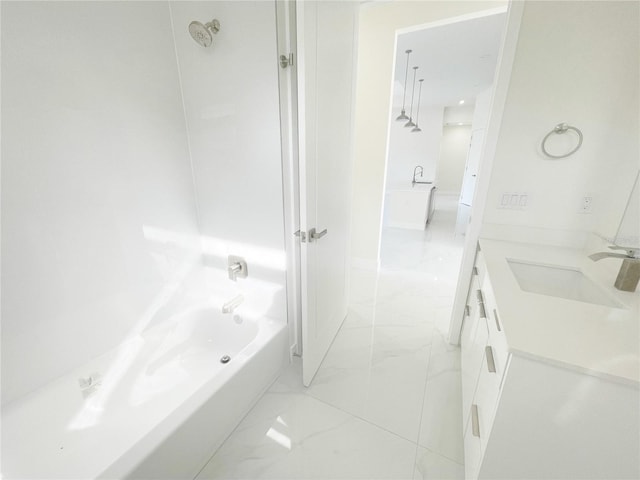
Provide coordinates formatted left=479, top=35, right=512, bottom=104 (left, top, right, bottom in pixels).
left=310, top=228, right=328, bottom=241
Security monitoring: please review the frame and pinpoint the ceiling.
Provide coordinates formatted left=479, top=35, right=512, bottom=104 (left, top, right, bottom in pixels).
left=393, top=12, right=506, bottom=109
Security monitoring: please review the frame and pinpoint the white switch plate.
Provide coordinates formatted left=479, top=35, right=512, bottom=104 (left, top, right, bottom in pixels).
left=499, top=192, right=529, bottom=210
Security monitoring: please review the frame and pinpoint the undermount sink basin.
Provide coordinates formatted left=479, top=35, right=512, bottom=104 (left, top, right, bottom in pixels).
left=507, top=259, right=622, bottom=308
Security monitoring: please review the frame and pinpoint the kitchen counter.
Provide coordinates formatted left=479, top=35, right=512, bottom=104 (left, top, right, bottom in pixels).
left=384, top=183, right=436, bottom=230
left=479, top=238, right=639, bottom=385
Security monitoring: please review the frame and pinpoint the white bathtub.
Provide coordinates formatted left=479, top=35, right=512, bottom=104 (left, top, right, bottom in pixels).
left=1, top=304, right=288, bottom=479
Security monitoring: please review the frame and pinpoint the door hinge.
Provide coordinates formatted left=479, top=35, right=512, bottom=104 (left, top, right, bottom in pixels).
left=280, top=53, right=294, bottom=69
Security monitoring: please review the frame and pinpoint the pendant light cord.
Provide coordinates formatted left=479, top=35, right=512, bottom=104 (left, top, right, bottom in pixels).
left=400, top=50, right=412, bottom=112
left=408, top=66, right=418, bottom=119
left=415, top=79, right=424, bottom=124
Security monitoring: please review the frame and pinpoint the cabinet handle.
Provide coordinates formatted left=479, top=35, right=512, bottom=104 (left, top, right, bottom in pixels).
left=485, top=346, right=497, bottom=373
left=493, top=309, right=502, bottom=332
left=473, top=266, right=479, bottom=276
left=465, top=305, right=470, bottom=316
left=476, top=290, right=487, bottom=318
left=471, top=404, right=480, bottom=437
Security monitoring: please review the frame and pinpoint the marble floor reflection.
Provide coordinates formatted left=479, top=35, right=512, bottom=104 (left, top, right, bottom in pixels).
left=198, top=195, right=465, bottom=479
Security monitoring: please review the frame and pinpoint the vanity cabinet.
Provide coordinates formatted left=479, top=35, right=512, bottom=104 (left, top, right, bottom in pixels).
left=461, top=245, right=640, bottom=480
left=461, top=249, right=508, bottom=480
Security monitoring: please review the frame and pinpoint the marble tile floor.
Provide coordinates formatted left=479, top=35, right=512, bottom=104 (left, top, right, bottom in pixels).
left=198, top=198, right=465, bottom=480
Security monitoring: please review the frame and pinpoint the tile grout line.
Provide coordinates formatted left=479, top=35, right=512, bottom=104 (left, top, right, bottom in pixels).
left=411, top=339, right=435, bottom=478
left=379, top=205, right=465, bottom=477
left=301, top=386, right=422, bottom=447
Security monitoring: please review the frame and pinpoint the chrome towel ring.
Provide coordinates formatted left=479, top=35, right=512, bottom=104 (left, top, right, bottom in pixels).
left=541, top=123, right=583, bottom=159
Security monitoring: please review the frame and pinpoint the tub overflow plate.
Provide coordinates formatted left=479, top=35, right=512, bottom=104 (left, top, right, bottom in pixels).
left=220, top=355, right=231, bottom=364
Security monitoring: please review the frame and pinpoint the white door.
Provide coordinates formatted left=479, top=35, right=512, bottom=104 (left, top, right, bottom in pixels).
left=297, top=1, right=358, bottom=386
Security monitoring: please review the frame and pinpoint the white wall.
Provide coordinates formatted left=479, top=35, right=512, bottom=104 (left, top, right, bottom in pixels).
left=437, top=125, right=472, bottom=194
left=1, top=2, right=200, bottom=405
left=385, top=106, right=443, bottom=190
left=482, top=1, right=639, bottom=242
left=470, top=88, right=493, bottom=131
left=351, top=0, right=508, bottom=266
left=443, top=105, right=475, bottom=125
left=169, top=2, right=287, bottom=323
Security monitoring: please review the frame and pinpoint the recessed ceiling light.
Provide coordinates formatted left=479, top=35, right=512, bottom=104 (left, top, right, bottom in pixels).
left=458, top=100, right=465, bottom=105
left=458, top=122, right=464, bottom=126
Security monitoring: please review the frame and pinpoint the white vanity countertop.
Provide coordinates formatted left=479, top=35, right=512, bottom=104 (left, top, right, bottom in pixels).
left=479, top=239, right=640, bottom=385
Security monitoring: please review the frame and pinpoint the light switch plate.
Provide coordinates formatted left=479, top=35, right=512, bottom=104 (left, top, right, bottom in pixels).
left=498, top=192, right=529, bottom=210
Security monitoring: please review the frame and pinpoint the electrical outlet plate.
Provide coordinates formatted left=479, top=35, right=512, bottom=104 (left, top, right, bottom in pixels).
left=578, top=195, right=594, bottom=214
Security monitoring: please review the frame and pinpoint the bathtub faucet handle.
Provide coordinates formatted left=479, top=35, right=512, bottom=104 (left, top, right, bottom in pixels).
left=228, top=255, right=248, bottom=281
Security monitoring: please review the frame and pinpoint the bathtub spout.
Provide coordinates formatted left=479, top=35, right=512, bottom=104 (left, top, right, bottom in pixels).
left=222, top=294, right=244, bottom=314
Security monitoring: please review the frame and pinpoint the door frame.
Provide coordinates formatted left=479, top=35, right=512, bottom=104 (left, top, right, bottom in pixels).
left=376, top=4, right=520, bottom=345
left=275, top=0, right=302, bottom=357
left=378, top=6, right=510, bottom=269
left=449, top=1, right=525, bottom=344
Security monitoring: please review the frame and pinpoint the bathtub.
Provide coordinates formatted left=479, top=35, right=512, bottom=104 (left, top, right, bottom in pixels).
left=1, top=304, right=289, bottom=479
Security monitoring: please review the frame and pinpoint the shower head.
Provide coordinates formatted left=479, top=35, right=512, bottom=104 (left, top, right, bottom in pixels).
left=188, top=19, right=220, bottom=47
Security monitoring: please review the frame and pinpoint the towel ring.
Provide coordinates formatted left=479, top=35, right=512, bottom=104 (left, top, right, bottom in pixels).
left=541, top=123, right=583, bottom=159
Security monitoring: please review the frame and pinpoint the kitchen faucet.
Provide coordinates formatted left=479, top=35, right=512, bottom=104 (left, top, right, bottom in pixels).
left=412, top=165, right=432, bottom=186
left=413, top=165, right=423, bottom=182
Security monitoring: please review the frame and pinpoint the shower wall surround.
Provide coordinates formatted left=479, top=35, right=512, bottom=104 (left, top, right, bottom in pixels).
left=1, top=1, right=287, bottom=406
left=169, top=2, right=287, bottom=322
left=1, top=2, right=199, bottom=405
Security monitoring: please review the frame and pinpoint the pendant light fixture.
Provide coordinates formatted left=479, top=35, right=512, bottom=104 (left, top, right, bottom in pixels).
left=405, top=66, right=419, bottom=128
left=411, top=79, right=424, bottom=133
left=396, top=49, right=412, bottom=121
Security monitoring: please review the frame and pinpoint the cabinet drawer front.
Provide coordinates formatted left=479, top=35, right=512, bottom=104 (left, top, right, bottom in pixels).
left=473, top=347, right=502, bottom=454
left=481, top=277, right=509, bottom=377
left=463, top=408, right=482, bottom=480
left=461, top=275, right=480, bottom=349
left=462, top=309, right=489, bottom=429
left=475, top=250, right=487, bottom=288
left=488, top=315, right=509, bottom=380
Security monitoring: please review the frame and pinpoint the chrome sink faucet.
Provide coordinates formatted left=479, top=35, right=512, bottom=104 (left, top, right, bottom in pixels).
left=589, top=246, right=640, bottom=292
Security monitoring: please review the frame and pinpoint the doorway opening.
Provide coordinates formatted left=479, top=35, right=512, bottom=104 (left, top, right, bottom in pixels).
left=379, top=9, right=507, bottom=296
